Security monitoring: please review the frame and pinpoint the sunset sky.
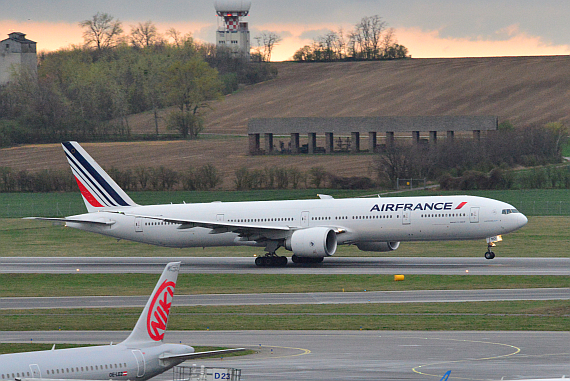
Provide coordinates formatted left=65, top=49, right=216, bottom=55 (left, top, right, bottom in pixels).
left=2, top=0, right=570, bottom=61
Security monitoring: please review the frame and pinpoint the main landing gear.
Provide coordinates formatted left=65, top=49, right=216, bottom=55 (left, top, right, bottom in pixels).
left=291, top=255, right=324, bottom=264
left=255, top=254, right=288, bottom=267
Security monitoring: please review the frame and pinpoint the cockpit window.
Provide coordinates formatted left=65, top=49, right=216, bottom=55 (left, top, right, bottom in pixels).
left=502, top=209, right=519, bottom=214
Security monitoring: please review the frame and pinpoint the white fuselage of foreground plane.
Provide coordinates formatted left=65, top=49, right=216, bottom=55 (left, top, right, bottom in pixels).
left=64, top=195, right=527, bottom=249
left=0, top=342, right=191, bottom=381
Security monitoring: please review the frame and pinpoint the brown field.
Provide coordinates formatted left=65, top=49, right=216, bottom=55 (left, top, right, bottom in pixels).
left=2, top=56, right=569, bottom=189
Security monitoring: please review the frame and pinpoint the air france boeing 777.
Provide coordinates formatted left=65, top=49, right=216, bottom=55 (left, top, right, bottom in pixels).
left=0, top=262, right=244, bottom=381
left=28, top=141, right=528, bottom=267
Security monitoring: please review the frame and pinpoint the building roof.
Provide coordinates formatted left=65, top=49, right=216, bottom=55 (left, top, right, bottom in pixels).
left=1, top=32, right=36, bottom=44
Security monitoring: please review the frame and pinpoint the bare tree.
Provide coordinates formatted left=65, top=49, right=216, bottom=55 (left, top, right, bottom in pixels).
left=79, top=12, right=123, bottom=50
left=130, top=21, right=161, bottom=48
left=353, top=15, right=386, bottom=59
left=166, top=28, right=193, bottom=48
left=256, top=32, right=282, bottom=62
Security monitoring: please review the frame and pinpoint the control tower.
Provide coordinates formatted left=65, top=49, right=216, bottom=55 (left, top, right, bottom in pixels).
left=215, top=1, right=251, bottom=59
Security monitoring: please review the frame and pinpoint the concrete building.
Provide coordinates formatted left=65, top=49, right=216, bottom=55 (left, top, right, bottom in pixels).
left=0, top=32, right=37, bottom=85
left=215, top=1, right=251, bottom=59
left=248, top=116, right=498, bottom=154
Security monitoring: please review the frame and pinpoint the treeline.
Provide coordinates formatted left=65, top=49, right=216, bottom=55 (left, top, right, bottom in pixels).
left=293, top=15, right=409, bottom=62
left=0, top=164, right=378, bottom=193
left=0, top=15, right=276, bottom=147
left=373, top=123, right=567, bottom=187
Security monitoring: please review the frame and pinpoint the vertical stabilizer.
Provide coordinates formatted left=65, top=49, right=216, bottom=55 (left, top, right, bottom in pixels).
left=62, top=141, right=138, bottom=212
left=121, top=262, right=181, bottom=347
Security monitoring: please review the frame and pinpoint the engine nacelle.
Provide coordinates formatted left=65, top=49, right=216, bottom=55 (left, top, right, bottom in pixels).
left=285, top=227, right=337, bottom=257
left=356, top=241, right=400, bottom=252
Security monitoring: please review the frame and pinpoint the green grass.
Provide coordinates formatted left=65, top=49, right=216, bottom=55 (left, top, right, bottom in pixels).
left=1, top=274, right=570, bottom=297
left=1, top=301, right=568, bottom=331
left=2, top=215, right=568, bottom=257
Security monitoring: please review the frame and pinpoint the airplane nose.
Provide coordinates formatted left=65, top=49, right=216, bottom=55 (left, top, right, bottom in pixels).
left=517, top=213, right=528, bottom=228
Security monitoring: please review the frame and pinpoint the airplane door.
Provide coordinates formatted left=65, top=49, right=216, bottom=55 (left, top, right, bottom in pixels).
left=402, top=210, right=411, bottom=225
left=29, top=364, right=41, bottom=378
left=135, top=218, right=143, bottom=232
left=470, top=207, right=480, bottom=223
left=132, top=350, right=145, bottom=378
left=216, top=214, right=224, bottom=222
left=301, top=211, right=309, bottom=228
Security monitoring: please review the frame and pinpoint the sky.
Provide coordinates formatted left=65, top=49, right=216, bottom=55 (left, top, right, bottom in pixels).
left=2, top=0, right=570, bottom=61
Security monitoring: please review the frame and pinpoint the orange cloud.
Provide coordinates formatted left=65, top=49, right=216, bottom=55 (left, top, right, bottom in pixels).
left=1, top=20, right=84, bottom=51
left=3, top=20, right=568, bottom=61
left=395, top=26, right=570, bottom=58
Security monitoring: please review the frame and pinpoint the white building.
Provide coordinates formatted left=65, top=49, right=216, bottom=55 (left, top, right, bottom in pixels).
left=0, top=32, right=37, bottom=85
left=215, top=1, right=251, bottom=59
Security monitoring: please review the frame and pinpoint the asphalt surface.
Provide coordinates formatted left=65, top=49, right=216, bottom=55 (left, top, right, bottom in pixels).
left=2, top=288, right=569, bottom=310
left=1, top=257, right=569, bottom=380
left=0, top=330, right=568, bottom=381
left=1, top=256, right=570, bottom=275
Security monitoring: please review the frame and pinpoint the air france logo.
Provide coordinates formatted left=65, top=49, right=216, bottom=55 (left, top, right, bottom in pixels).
left=147, top=280, right=176, bottom=341
left=370, top=201, right=467, bottom=212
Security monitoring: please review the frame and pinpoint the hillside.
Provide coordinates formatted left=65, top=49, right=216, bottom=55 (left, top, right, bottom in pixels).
left=1, top=56, right=569, bottom=190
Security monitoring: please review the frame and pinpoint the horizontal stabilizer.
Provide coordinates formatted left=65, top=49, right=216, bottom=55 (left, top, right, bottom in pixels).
left=23, top=217, right=116, bottom=225
left=160, top=348, right=247, bottom=362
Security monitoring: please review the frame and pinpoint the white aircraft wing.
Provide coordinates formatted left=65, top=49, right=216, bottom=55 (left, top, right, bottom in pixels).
left=111, top=211, right=296, bottom=241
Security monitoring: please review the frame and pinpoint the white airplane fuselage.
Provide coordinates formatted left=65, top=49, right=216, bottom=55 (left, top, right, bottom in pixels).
left=65, top=195, right=527, bottom=249
left=0, top=342, right=191, bottom=381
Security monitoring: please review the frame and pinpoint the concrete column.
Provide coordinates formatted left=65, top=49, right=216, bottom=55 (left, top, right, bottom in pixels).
left=473, top=130, right=481, bottom=140
left=264, top=133, right=274, bottom=153
left=248, top=133, right=260, bottom=154
left=290, top=133, right=300, bottom=154
left=308, top=133, right=317, bottom=154
left=429, top=131, right=437, bottom=145
left=446, top=130, right=454, bottom=142
left=351, top=132, right=360, bottom=153
left=368, top=132, right=377, bottom=153
left=325, top=132, right=334, bottom=154
left=412, top=131, right=420, bottom=145
left=386, top=131, right=395, bottom=148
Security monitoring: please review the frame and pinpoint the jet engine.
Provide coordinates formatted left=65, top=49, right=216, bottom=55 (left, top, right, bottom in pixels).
left=356, top=241, right=400, bottom=252
left=285, top=227, right=337, bottom=257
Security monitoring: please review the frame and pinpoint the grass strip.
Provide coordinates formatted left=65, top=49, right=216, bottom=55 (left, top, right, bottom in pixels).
left=1, top=301, right=568, bottom=331
left=1, top=274, right=570, bottom=297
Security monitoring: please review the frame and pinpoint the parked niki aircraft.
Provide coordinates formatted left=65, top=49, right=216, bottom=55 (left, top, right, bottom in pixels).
left=28, top=141, right=528, bottom=267
left=0, top=262, right=243, bottom=381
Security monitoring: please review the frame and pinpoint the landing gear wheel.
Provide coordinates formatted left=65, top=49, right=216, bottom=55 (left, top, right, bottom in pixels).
left=255, top=255, right=288, bottom=267
left=290, top=254, right=324, bottom=264
left=484, top=251, right=495, bottom=260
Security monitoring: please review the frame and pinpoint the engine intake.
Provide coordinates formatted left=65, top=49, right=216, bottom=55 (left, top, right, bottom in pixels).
left=356, top=241, right=400, bottom=252
left=285, top=227, right=337, bottom=257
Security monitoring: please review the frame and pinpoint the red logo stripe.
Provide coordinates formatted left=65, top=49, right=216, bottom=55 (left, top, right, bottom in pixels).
left=74, top=175, right=104, bottom=207
left=147, top=280, right=176, bottom=341
left=455, top=202, right=468, bottom=209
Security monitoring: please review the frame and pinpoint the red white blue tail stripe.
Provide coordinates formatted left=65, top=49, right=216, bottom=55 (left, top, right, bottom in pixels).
left=62, top=141, right=137, bottom=210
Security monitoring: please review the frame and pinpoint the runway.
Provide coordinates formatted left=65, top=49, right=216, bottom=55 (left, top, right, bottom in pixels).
left=0, top=330, right=568, bottom=381
left=1, top=256, right=570, bottom=275
left=2, top=288, right=569, bottom=310
left=1, top=257, right=569, bottom=380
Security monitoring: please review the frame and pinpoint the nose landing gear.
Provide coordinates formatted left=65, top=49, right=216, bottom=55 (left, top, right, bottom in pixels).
left=484, top=236, right=502, bottom=260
